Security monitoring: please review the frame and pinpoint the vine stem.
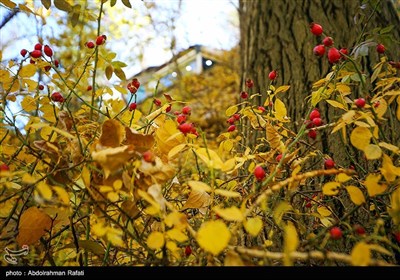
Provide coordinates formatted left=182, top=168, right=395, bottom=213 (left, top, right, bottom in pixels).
left=90, top=0, right=105, bottom=120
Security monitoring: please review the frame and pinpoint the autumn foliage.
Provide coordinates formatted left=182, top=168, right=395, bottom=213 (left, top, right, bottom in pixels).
left=1, top=0, right=400, bottom=266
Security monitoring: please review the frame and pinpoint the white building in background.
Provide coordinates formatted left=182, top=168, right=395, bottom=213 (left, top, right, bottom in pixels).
left=125, top=44, right=222, bottom=103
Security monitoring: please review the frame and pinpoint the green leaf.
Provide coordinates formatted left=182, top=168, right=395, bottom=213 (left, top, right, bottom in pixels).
left=71, top=12, right=79, bottom=27
left=122, top=0, right=132, bottom=8
left=111, top=61, right=128, bottom=68
left=110, top=0, right=117, bottom=7
left=54, top=0, right=72, bottom=12
left=41, top=0, right=51, bottom=9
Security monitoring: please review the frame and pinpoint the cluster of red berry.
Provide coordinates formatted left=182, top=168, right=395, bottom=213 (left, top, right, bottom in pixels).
left=226, top=113, right=240, bottom=132
left=85, top=35, right=107, bottom=49
left=310, top=23, right=348, bottom=64
left=0, top=163, right=10, bottom=172
left=20, top=43, right=59, bottom=69
left=305, top=108, right=322, bottom=140
left=174, top=106, right=199, bottom=137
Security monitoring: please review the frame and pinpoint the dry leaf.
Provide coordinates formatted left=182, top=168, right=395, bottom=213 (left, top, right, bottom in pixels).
left=99, top=119, right=125, bottom=148
left=181, top=190, right=211, bottom=211
left=124, top=127, right=155, bottom=153
left=16, top=207, right=52, bottom=246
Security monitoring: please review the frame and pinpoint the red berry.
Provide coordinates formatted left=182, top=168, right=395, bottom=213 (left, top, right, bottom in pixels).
left=305, top=120, right=315, bottom=129
left=153, top=99, right=161, bottom=106
left=0, top=163, right=10, bottom=172
left=305, top=202, right=312, bottom=208
left=132, top=78, right=140, bottom=89
left=30, top=50, right=42, bottom=58
left=324, top=158, right=335, bottom=169
left=173, top=111, right=180, bottom=116
left=258, top=106, right=266, bottom=112
left=339, top=48, right=348, bottom=57
left=54, top=59, right=59, bottom=67
left=276, top=154, right=283, bottom=162
left=227, top=117, right=235, bottom=125
left=308, top=129, right=317, bottom=140
left=268, top=70, right=277, bottom=81
left=394, top=232, right=400, bottom=243
left=51, top=92, right=64, bottom=103
left=310, top=23, right=323, bottom=36
left=178, top=123, right=193, bottom=135
left=254, top=166, right=266, bottom=181
left=176, top=114, right=187, bottom=124
left=240, top=91, right=248, bottom=99
left=227, top=125, right=236, bottom=132
left=166, top=104, right=172, bottom=113
left=87, top=85, right=93, bottom=91
left=38, top=84, right=44, bottom=90
left=309, top=109, right=320, bottom=121
left=328, top=47, right=341, bottom=64
left=322, top=36, right=334, bottom=47
left=30, top=59, right=35, bottom=64
left=376, top=43, right=385, bottom=54
left=313, top=45, right=325, bottom=57
left=246, top=78, right=254, bottom=88
left=20, top=49, right=28, bottom=57
left=373, top=101, right=380, bottom=108
left=34, top=43, right=42, bottom=50
left=86, top=41, right=95, bottom=49
left=143, top=150, right=155, bottom=163
left=127, top=83, right=137, bottom=94
left=349, top=165, right=355, bottom=170
left=353, top=224, right=366, bottom=235
left=312, top=117, right=323, bottom=127
left=96, top=35, right=106, bottom=45
left=233, top=113, right=241, bottom=121
left=354, top=98, right=366, bottom=108
left=129, top=103, right=137, bottom=111
left=44, top=65, right=51, bottom=72
left=190, top=126, right=199, bottom=137
left=44, top=45, right=53, bottom=57
left=330, top=227, right=343, bottom=240
left=184, top=245, right=192, bottom=257
left=389, top=61, right=400, bottom=69
left=182, top=106, right=191, bottom=115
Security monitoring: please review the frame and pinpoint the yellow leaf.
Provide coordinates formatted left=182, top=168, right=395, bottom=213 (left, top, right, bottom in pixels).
left=82, top=166, right=90, bottom=188
left=19, top=64, right=37, bottom=78
left=224, top=250, right=245, bottom=266
left=106, top=227, right=124, bottom=247
left=214, top=189, right=241, bottom=198
left=168, top=143, right=187, bottom=160
left=164, top=212, right=187, bottom=229
left=91, top=146, right=133, bottom=178
left=336, top=84, right=351, bottom=95
left=326, top=99, right=347, bottom=110
left=345, top=186, right=366, bottom=205
left=374, top=98, right=387, bottom=118
left=364, top=174, right=387, bottom=197
left=92, top=222, right=107, bottom=237
left=196, top=220, right=231, bottom=255
left=397, top=96, right=400, bottom=121
left=350, top=127, right=372, bottom=150
left=195, top=148, right=224, bottom=169
left=379, top=142, right=400, bottom=154
left=388, top=187, right=400, bottom=225
left=16, top=207, right=52, bottom=246
left=181, top=190, right=211, bottom=211
left=213, top=206, right=243, bottom=221
left=274, top=98, right=287, bottom=121
left=273, top=201, right=293, bottom=226
left=322, top=182, right=341, bottom=196
left=22, top=173, right=37, bottom=184
left=188, top=181, right=211, bottom=192
left=225, top=105, right=238, bottom=116
left=36, top=181, right=53, bottom=200
left=342, top=110, right=355, bottom=123
left=275, top=85, right=290, bottom=94
left=380, top=153, right=400, bottom=183
left=364, top=144, right=382, bottom=160
left=21, top=96, right=37, bottom=112
left=53, top=186, right=70, bottom=205
left=283, top=221, right=299, bottom=266
left=351, top=242, right=370, bottom=266
left=99, top=119, right=125, bottom=148
left=147, top=231, right=165, bottom=250
left=317, top=206, right=332, bottom=217
left=166, top=228, right=188, bottom=242
left=336, top=173, right=352, bottom=183
left=221, top=158, right=236, bottom=172
left=244, top=217, right=263, bottom=237
left=107, top=192, right=119, bottom=202
left=266, top=122, right=282, bottom=151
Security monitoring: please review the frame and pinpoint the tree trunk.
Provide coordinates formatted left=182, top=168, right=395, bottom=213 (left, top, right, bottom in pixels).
left=239, top=0, right=400, bottom=167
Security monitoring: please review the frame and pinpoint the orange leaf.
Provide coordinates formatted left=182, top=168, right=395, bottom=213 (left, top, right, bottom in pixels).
left=16, top=207, right=52, bottom=246
left=99, top=119, right=125, bottom=148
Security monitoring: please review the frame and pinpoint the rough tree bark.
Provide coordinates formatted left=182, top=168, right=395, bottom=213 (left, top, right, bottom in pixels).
left=239, top=0, right=400, bottom=167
